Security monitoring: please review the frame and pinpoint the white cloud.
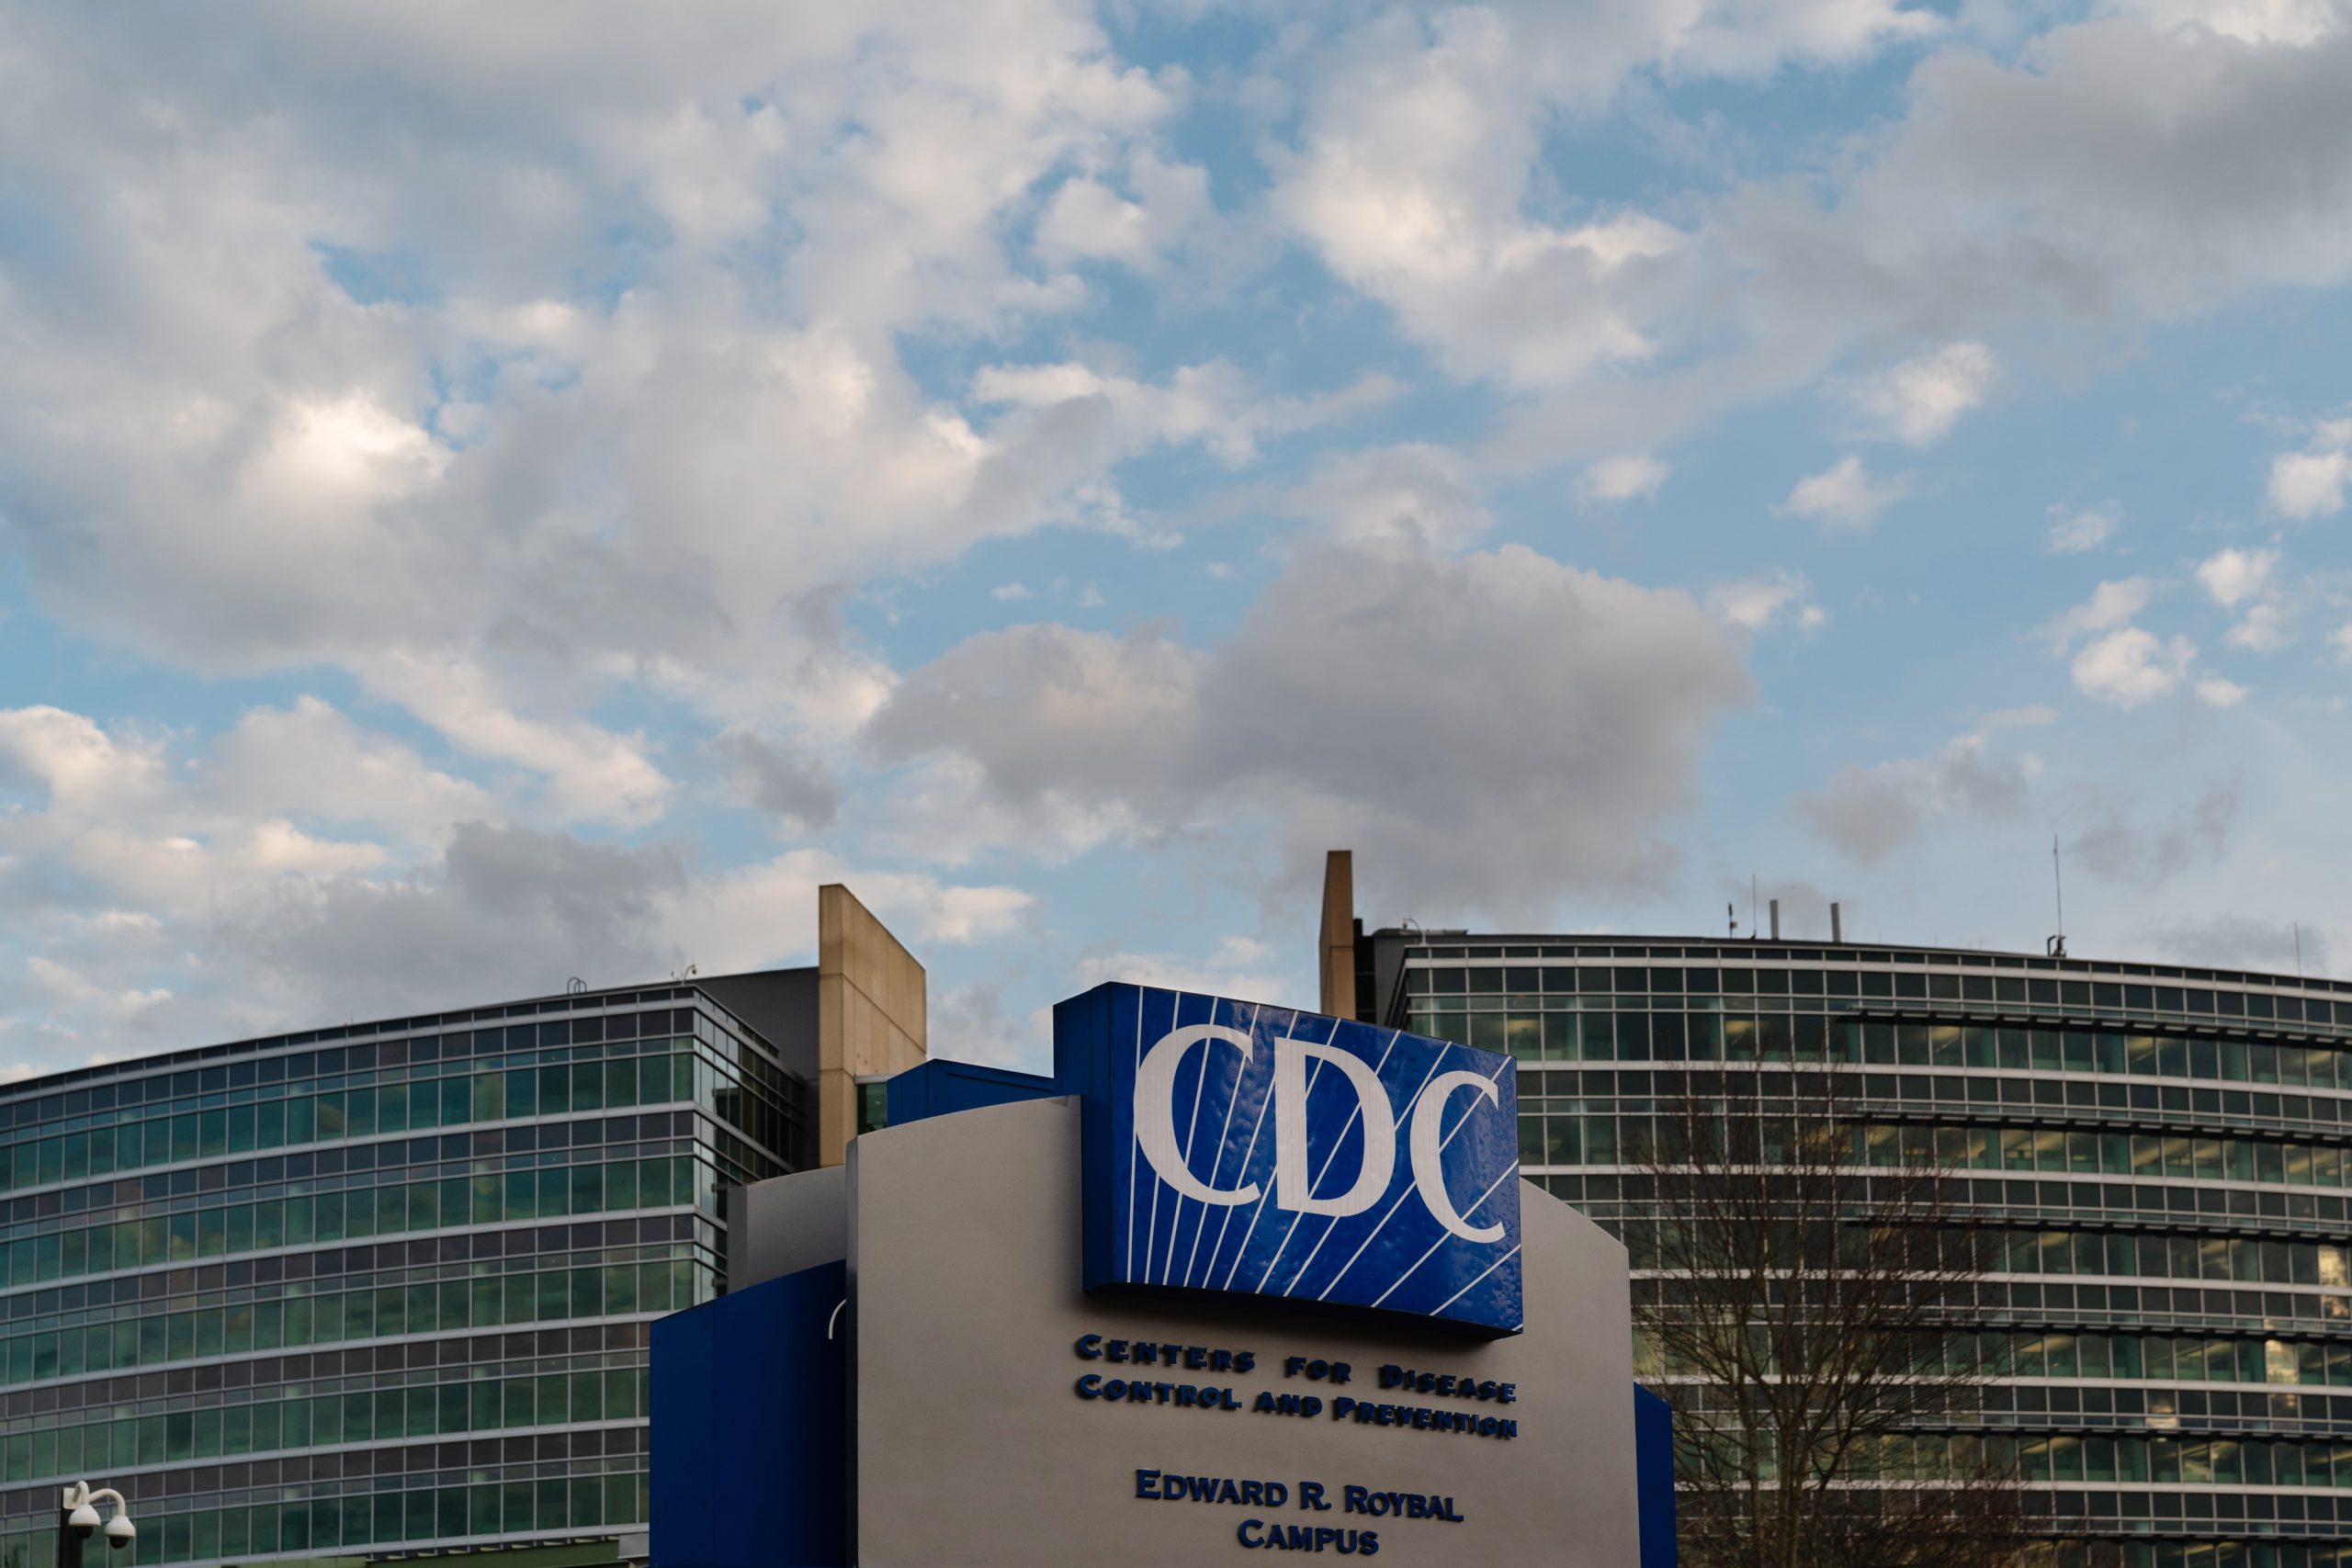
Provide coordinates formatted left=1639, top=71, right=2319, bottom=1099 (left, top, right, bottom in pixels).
left=0, top=701, right=459, bottom=902
left=6, top=790, right=1032, bottom=1060
left=2270, top=421, right=2352, bottom=517
left=362, top=653, right=669, bottom=827
left=2072, top=626, right=2198, bottom=707
left=0, top=700, right=460, bottom=927
left=1855, top=342, right=1998, bottom=446
left=1035, top=151, right=1213, bottom=271
left=2331, top=623, right=2352, bottom=663
left=1270, top=2, right=1949, bottom=392
left=2196, top=677, right=2250, bottom=707
left=1071, top=935, right=1304, bottom=1012
left=1284, top=444, right=1492, bottom=551
left=0, top=698, right=1040, bottom=1063
left=0, top=0, right=1211, bottom=809
left=1780, top=456, right=1907, bottom=531
left=1488, top=10, right=2352, bottom=467
left=2194, top=547, right=2296, bottom=652
left=1272, top=10, right=1690, bottom=390
left=2227, top=601, right=2293, bottom=653
left=657, top=851, right=1034, bottom=975
left=2196, top=547, right=2277, bottom=608
left=1580, top=456, right=1671, bottom=502
left=854, top=873, right=1036, bottom=947
left=206, top=697, right=499, bottom=843
left=1706, top=570, right=1824, bottom=634
left=2037, top=578, right=2154, bottom=650
left=859, top=754, right=1131, bottom=872
left=2107, top=0, right=2343, bottom=48
left=970, top=358, right=1393, bottom=471
left=0, top=705, right=172, bottom=821
left=2268, top=450, right=2349, bottom=517
left=2048, top=502, right=2121, bottom=554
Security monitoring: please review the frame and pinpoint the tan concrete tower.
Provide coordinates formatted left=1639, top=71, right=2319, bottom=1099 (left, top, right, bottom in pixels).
left=1317, top=848, right=1356, bottom=1020
left=816, top=882, right=928, bottom=1166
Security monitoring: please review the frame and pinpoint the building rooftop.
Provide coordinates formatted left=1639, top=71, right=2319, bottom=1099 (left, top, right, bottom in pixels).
left=1366, top=927, right=2348, bottom=994
left=0, top=965, right=816, bottom=1103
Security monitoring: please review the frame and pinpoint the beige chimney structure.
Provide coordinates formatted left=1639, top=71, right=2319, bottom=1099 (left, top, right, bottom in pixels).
left=815, top=883, right=929, bottom=1167
left=1318, top=849, right=1357, bottom=1021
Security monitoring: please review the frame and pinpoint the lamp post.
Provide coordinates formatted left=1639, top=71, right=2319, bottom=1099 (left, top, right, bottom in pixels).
left=56, top=1482, right=135, bottom=1568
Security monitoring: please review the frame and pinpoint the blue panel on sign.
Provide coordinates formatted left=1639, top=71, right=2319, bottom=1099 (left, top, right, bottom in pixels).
left=1054, top=983, right=1523, bottom=1336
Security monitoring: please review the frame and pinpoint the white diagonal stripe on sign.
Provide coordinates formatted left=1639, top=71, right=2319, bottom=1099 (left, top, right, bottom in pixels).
left=1162, top=994, right=1219, bottom=1285
left=1430, top=1240, right=1521, bottom=1320
left=1181, top=1001, right=1259, bottom=1290
left=1312, top=1050, right=1510, bottom=1303
left=1365, top=1157, right=1521, bottom=1310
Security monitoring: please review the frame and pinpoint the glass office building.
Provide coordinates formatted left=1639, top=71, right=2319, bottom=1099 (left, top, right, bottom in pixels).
left=0, top=970, right=815, bottom=1568
left=1338, top=909, right=2352, bottom=1568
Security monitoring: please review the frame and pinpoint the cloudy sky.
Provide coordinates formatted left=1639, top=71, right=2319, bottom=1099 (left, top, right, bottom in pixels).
left=3, top=0, right=2349, bottom=1078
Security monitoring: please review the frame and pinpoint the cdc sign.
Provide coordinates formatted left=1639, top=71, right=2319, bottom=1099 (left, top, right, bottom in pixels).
left=1055, top=984, right=1523, bottom=1336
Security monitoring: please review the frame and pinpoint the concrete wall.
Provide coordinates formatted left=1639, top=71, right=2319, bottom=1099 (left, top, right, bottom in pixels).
left=727, top=1165, right=848, bottom=1292
left=816, top=885, right=927, bottom=1168
left=848, top=1095, right=1643, bottom=1566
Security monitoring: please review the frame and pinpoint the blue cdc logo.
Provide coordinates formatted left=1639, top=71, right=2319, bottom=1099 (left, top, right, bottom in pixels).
left=1054, top=984, right=1522, bottom=1337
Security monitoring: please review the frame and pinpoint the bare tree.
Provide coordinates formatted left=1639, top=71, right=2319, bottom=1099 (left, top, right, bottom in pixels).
left=1632, top=1067, right=2042, bottom=1568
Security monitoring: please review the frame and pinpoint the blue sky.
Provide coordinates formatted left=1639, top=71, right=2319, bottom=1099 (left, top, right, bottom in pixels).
left=2, top=0, right=2349, bottom=1077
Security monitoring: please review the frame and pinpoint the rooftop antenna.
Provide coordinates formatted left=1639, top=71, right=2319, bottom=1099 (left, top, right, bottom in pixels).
left=2295, top=922, right=2304, bottom=977
left=2046, top=835, right=2067, bottom=959
left=1727, top=901, right=1739, bottom=939
left=1749, top=874, right=1758, bottom=942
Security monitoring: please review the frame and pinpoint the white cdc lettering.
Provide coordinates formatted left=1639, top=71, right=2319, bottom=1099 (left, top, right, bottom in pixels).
left=1132, top=1026, right=1503, bottom=1244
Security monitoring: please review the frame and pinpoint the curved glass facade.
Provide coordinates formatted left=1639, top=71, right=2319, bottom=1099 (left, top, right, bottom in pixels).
left=1378, top=933, right=2352, bottom=1568
left=0, top=978, right=808, bottom=1568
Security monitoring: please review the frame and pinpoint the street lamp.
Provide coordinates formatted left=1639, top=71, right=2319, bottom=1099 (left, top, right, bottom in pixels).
left=57, top=1481, right=135, bottom=1567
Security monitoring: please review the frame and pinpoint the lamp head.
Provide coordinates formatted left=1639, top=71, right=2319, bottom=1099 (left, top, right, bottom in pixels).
left=104, top=1515, right=136, bottom=1549
left=67, top=1504, right=100, bottom=1539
